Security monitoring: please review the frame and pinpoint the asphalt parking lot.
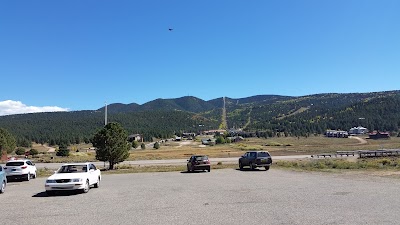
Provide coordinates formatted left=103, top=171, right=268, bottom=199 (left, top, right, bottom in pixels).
left=2, top=168, right=400, bottom=225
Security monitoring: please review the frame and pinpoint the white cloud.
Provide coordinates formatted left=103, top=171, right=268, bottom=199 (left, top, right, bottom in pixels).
left=0, top=100, right=69, bottom=116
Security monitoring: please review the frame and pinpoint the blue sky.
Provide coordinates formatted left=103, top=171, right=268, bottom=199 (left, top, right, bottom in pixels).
left=0, top=0, right=399, bottom=115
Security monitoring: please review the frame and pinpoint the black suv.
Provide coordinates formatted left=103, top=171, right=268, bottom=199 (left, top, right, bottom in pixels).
left=239, top=151, right=272, bottom=170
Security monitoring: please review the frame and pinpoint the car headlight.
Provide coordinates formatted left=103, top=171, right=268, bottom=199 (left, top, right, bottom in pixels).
left=72, top=178, right=82, bottom=182
left=46, top=180, right=56, bottom=183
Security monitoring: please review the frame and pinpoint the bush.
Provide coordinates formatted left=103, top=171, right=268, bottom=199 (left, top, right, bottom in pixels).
left=56, top=144, right=70, bottom=157
left=141, top=143, right=146, bottom=150
left=15, top=147, right=26, bottom=155
left=132, top=140, right=139, bottom=149
left=216, top=136, right=226, bottom=144
left=29, top=148, right=39, bottom=156
left=153, top=142, right=160, bottom=149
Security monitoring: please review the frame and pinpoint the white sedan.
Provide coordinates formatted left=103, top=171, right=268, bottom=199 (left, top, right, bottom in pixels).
left=45, top=162, right=101, bottom=195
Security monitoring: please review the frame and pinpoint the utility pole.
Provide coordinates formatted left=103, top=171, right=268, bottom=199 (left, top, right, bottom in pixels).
left=105, top=102, right=108, bottom=126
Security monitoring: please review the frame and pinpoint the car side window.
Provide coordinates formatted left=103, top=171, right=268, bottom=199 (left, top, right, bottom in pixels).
left=26, top=161, right=32, bottom=166
left=90, top=164, right=96, bottom=170
left=250, top=152, right=257, bottom=158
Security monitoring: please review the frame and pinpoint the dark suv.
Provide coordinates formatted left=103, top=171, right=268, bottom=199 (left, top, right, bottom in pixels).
left=239, top=151, right=272, bottom=171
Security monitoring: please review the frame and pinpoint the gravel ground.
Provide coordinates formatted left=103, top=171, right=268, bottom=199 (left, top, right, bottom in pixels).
left=2, top=168, right=400, bottom=225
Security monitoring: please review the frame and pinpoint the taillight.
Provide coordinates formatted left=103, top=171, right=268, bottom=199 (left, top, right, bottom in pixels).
left=21, top=166, right=27, bottom=169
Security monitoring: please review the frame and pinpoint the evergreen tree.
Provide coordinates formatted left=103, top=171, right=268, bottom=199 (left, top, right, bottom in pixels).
left=92, top=122, right=130, bottom=170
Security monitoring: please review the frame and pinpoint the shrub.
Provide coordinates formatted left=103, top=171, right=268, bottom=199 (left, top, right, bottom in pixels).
left=132, top=140, right=139, bottom=149
left=15, top=147, right=26, bottom=155
left=141, top=143, right=146, bottom=150
left=153, top=142, right=160, bottom=149
left=56, top=144, right=70, bottom=157
left=29, top=148, right=39, bottom=156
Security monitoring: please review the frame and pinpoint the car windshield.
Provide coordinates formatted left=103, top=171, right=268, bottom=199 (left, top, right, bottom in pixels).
left=257, top=152, right=270, bottom=157
left=195, top=156, right=208, bottom=161
left=6, top=162, right=24, bottom=166
left=58, top=165, right=88, bottom=173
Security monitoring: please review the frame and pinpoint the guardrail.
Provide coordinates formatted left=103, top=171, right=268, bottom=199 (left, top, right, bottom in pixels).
left=357, top=150, right=400, bottom=158
left=311, top=149, right=400, bottom=159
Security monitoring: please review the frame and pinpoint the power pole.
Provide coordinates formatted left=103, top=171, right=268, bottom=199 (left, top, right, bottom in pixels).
left=105, top=102, right=108, bottom=126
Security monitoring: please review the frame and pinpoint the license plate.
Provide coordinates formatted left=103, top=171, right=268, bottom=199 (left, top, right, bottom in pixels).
left=261, top=159, right=266, bottom=163
left=12, top=169, right=17, bottom=171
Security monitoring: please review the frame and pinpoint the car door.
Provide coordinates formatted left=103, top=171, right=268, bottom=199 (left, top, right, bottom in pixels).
left=249, top=152, right=257, bottom=164
left=0, top=166, right=5, bottom=182
left=187, top=156, right=193, bottom=169
left=88, top=164, right=97, bottom=185
left=26, top=161, right=35, bottom=174
left=241, top=153, right=250, bottom=166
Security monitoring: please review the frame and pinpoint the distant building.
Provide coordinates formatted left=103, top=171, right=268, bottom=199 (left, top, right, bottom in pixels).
left=202, top=129, right=226, bottom=135
left=182, top=133, right=196, bottom=138
left=128, top=134, right=142, bottom=142
left=325, top=130, right=349, bottom=138
left=368, top=131, right=390, bottom=139
left=349, top=126, right=368, bottom=135
left=227, top=136, right=244, bottom=142
left=201, top=138, right=216, bottom=145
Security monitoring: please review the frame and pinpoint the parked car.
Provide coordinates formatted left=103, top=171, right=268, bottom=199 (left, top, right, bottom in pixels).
left=4, top=159, right=37, bottom=181
left=239, top=151, right=272, bottom=170
left=45, top=162, right=101, bottom=195
left=187, top=155, right=211, bottom=172
left=0, top=165, right=6, bottom=194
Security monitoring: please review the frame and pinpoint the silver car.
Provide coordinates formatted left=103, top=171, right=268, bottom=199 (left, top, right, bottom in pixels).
left=0, top=165, right=7, bottom=193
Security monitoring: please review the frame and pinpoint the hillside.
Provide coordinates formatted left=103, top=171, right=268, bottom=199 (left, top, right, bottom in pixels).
left=0, top=90, right=399, bottom=144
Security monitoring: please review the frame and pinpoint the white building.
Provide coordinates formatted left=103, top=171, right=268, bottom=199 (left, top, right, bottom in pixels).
left=349, top=126, right=368, bottom=135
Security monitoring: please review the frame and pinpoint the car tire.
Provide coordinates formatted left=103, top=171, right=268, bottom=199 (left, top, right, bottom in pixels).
left=82, top=180, right=90, bottom=193
left=187, top=165, right=191, bottom=172
left=239, top=161, right=243, bottom=170
left=207, top=167, right=211, bottom=172
left=32, top=172, right=37, bottom=179
left=25, top=173, right=31, bottom=181
left=94, top=177, right=100, bottom=188
left=265, top=166, right=270, bottom=171
left=0, top=181, right=5, bottom=194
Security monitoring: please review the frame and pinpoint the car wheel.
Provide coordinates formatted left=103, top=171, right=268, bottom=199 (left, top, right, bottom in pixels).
left=187, top=165, right=191, bottom=172
left=26, top=173, right=31, bottom=181
left=94, top=177, right=100, bottom=188
left=0, top=181, right=5, bottom=194
left=207, top=167, right=211, bottom=172
left=265, top=166, right=270, bottom=171
left=82, top=180, right=90, bottom=193
left=32, top=172, right=37, bottom=179
left=239, top=161, right=243, bottom=170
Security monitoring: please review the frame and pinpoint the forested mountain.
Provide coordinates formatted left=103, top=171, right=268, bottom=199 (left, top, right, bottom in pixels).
left=0, top=90, right=399, bottom=145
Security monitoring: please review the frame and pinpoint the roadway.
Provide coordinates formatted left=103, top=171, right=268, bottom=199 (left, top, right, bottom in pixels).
left=2, top=169, right=400, bottom=225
